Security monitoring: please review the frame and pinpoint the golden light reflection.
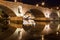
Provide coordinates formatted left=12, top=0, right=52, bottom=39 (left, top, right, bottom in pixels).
left=13, top=28, right=25, bottom=40
left=56, top=32, right=59, bottom=35
left=56, top=24, right=60, bottom=35
left=41, top=35, right=44, bottom=40
left=57, top=11, right=60, bottom=17
left=14, top=0, right=17, bottom=2
left=57, top=25, right=60, bottom=31
left=41, top=24, right=52, bottom=35
left=23, top=11, right=36, bottom=26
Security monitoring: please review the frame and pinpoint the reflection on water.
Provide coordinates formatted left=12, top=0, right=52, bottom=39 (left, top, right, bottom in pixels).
left=22, top=21, right=60, bottom=40
left=22, top=9, right=60, bottom=39
left=41, top=21, right=59, bottom=35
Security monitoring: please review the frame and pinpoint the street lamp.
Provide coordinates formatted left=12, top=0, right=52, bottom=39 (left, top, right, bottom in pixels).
left=41, top=2, right=45, bottom=6
left=36, top=4, right=39, bottom=7
left=14, top=0, right=17, bottom=2
left=56, top=7, right=59, bottom=9
left=41, top=35, right=44, bottom=40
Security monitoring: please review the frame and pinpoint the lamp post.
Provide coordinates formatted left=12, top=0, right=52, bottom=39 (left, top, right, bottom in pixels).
left=56, top=7, right=59, bottom=10
left=56, top=25, right=60, bottom=35
left=14, top=0, right=17, bottom=2
left=41, top=2, right=45, bottom=6
left=14, top=0, right=22, bottom=2
left=36, top=4, right=39, bottom=7
left=41, top=35, right=44, bottom=40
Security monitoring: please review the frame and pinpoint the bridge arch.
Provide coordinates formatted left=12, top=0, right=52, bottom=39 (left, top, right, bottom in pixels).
left=0, top=5, right=16, bottom=17
left=29, top=9, right=45, bottom=18
left=0, top=4, right=16, bottom=40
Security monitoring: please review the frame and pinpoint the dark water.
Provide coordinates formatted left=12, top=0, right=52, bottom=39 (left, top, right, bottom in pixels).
left=22, top=20, right=60, bottom=40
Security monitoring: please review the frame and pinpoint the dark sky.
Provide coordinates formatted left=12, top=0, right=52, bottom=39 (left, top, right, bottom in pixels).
left=22, top=0, right=60, bottom=7
left=6, top=0, right=60, bottom=7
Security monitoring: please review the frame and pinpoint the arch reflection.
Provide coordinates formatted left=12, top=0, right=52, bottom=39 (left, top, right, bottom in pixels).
left=23, top=9, right=45, bottom=32
left=0, top=5, right=16, bottom=40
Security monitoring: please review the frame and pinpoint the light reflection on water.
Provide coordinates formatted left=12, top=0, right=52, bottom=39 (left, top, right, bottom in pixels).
left=41, top=21, right=59, bottom=35
left=40, top=21, right=60, bottom=40
left=23, top=21, right=59, bottom=35
left=22, top=21, right=60, bottom=40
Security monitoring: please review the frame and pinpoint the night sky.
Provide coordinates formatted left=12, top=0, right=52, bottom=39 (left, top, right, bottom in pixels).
left=22, top=0, right=60, bottom=7
left=6, top=0, right=60, bottom=7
